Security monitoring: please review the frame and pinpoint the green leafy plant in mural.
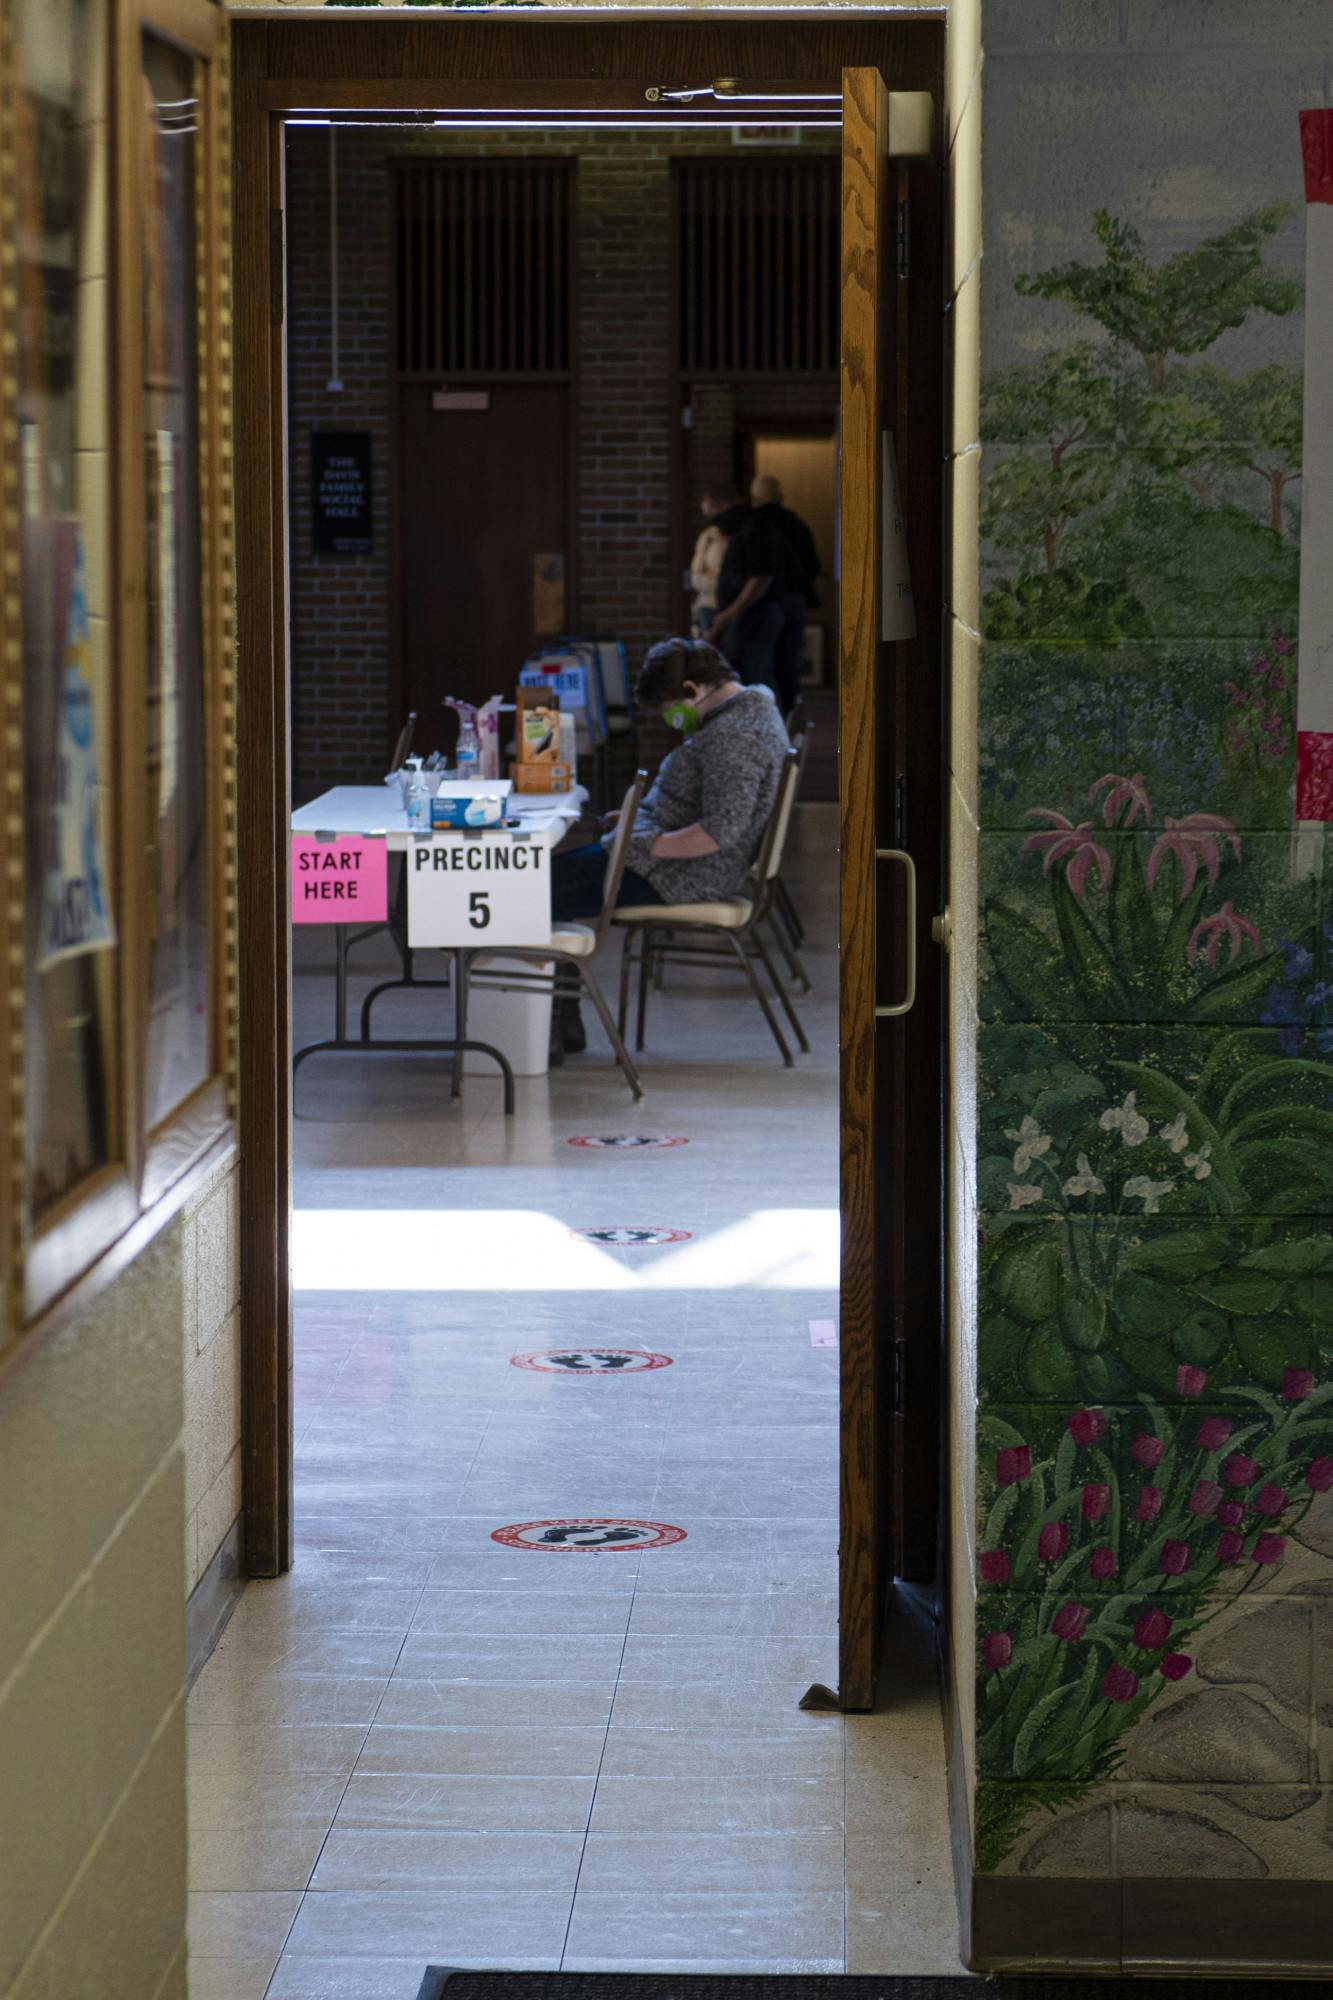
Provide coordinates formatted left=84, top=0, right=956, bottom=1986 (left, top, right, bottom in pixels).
left=981, top=770, right=1333, bottom=1403
left=975, top=1384, right=1333, bottom=1870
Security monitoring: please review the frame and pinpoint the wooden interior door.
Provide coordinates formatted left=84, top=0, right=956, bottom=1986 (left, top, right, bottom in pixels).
left=839, top=65, right=902, bottom=1712
left=396, top=383, right=569, bottom=754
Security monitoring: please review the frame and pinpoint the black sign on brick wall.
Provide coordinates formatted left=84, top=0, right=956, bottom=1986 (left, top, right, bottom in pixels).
left=311, top=430, right=372, bottom=555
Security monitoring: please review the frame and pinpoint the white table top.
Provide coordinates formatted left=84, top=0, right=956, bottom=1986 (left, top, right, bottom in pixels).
left=292, top=784, right=588, bottom=848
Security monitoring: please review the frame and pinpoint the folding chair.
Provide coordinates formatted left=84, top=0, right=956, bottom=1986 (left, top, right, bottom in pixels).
left=460, top=770, right=650, bottom=1100
left=612, top=750, right=809, bottom=1067
left=767, top=720, right=814, bottom=989
left=387, top=710, right=417, bottom=774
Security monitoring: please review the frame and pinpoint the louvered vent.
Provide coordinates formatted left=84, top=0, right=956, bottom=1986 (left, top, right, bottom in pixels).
left=676, top=158, right=840, bottom=376
left=395, top=160, right=572, bottom=376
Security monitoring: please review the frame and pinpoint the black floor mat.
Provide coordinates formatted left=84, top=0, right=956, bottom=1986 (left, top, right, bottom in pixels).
left=418, top=1978, right=1304, bottom=2000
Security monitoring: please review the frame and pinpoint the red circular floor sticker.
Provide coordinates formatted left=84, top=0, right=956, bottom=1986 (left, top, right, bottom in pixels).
left=512, top=1349, right=674, bottom=1374
left=491, top=1518, right=688, bottom=1552
left=568, top=1135, right=689, bottom=1150
left=571, top=1226, right=692, bottom=1246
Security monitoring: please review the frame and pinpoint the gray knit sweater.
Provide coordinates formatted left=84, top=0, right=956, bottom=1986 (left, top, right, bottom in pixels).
left=612, top=685, right=790, bottom=904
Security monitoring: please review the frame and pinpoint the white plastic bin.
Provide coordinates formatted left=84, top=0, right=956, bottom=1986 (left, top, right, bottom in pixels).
left=462, top=957, right=554, bottom=1076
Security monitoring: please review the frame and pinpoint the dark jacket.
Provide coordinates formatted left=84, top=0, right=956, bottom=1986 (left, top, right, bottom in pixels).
left=752, top=502, right=821, bottom=605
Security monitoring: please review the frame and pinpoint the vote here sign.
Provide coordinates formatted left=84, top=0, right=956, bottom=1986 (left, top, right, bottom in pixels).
left=407, top=834, right=551, bottom=947
left=291, top=835, right=388, bottom=923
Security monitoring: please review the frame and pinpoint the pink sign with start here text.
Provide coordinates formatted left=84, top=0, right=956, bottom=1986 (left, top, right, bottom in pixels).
left=291, top=836, right=389, bottom=922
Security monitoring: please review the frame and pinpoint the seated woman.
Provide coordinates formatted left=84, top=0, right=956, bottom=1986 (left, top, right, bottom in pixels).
left=550, top=636, right=790, bottom=1053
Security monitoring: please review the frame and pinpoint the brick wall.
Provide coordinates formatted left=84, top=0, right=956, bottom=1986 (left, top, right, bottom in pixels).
left=286, top=127, right=836, bottom=797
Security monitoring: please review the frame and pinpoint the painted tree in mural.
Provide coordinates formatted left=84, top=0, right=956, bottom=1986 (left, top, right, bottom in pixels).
left=1014, top=204, right=1302, bottom=390
left=983, top=205, right=1302, bottom=649
left=977, top=204, right=1331, bottom=1871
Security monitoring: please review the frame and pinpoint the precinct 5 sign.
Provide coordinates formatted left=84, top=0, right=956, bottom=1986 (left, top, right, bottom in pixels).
left=407, top=834, right=550, bottom=947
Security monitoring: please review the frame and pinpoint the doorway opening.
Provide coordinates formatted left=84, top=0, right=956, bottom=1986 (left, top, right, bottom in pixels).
left=220, top=18, right=951, bottom=1985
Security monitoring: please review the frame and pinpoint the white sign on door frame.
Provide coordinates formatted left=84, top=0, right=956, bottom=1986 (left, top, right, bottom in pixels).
left=406, top=834, right=552, bottom=948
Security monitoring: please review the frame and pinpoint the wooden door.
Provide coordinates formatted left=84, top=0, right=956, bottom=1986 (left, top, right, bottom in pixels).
left=397, top=383, right=569, bottom=755
left=839, top=65, right=901, bottom=1712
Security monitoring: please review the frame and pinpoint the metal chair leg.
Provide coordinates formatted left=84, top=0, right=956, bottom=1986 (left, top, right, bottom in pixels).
left=775, top=876, right=806, bottom=947
left=635, top=929, right=654, bottom=1052
left=767, top=908, right=812, bottom=993
left=751, top=927, right=811, bottom=1054
left=725, top=931, right=793, bottom=1066
left=617, top=928, right=635, bottom=1038
left=579, top=964, right=644, bottom=1100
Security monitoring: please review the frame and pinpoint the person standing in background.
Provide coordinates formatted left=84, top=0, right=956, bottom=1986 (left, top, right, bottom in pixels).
left=749, top=473, right=821, bottom=716
left=688, top=488, right=734, bottom=636
left=708, top=499, right=785, bottom=698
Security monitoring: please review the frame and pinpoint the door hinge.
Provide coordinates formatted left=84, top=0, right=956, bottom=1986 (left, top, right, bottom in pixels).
left=897, top=198, right=910, bottom=280
left=270, top=208, right=285, bottom=326
left=891, top=1337, right=907, bottom=1416
left=681, top=404, right=694, bottom=430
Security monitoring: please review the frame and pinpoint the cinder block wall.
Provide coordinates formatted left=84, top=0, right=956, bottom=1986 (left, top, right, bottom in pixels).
left=285, top=125, right=836, bottom=799
left=0, top=1229, right=190, bottom=2000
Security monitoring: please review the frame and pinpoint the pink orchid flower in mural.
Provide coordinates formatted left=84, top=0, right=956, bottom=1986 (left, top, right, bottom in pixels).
left=979, top=1550, right=1010, bottom=1585
left=1160, top=1653, right=1193, bottom=1682
left=1159, top=1539, right=1192, bottom=1576
left=1146, top=812, right=1242, bottom=900
left=1187, top=1479, right=1222, bottom=1517
left=1254, top=1484, right=1290, bottom=1517
left=1197, top=1416, right=1233, bottom=1450
left=1081, top=1483, right=1111, bottom=1522
left=1218, top=1530, right=1246, bottom=1564
left=1175, top=1366, right=1208, bottom=1398
left=1089, top=771, right=1152, bottom=828
left=982, top=1632, right=1013, bottom=1669
left=1222, top=1452, right=1258, bottom=1488
left=1132, top=1486, right=1161, bottom=1522
left=1186, top=901, right=1261, bottom=970
left=1252, top=1533, right=1287, bottom=1566
left=1101, top=1664, right=1140, bottom=1704
left=1020, top=811, right=1112, bottom=898
left=1218, top=1500, right=1245, bottom=1527
left=1283, top=1367, right=1315, bottom=1402
left=1306, top=1457, right=1333, bottom=1493
left=1131, top=1433, right=1166, bottom=1467
left=1067, top=1407, right=1107, bottom=1446
left=1089, top=1546, right=1117, bottom=1579
left=1038, top=1522, right=1070, bottom=1561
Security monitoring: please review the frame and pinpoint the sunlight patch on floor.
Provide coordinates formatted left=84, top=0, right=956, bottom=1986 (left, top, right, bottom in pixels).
left=291, top=1206, right=840, bottom=1290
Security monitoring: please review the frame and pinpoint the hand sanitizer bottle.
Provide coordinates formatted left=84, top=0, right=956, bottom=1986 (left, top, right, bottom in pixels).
left=403, top=757, right=430, bottom=830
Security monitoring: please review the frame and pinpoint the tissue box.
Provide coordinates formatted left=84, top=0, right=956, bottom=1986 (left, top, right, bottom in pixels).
left=429, top=779, right=513, bottom=828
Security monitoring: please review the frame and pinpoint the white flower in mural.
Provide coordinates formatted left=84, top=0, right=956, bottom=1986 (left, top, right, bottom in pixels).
left=1185, top=1144, right=1213, bottom=1181
left=1005, top=1115, right=1052, bottom=1175
left=1008, top=1182, right=1043, bottom=1211
left=1124, top=1175, right=1173, bottom=1215
left=1100, top=1091, right=1150, bottom=1148
left=1063, top=1153, right=1106, bottom=1199
left=1160, top=1113, right=1190, bottom=1154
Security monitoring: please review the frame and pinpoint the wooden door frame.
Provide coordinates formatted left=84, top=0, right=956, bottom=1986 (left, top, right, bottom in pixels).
left=231, top=18, right=945, bottom=1711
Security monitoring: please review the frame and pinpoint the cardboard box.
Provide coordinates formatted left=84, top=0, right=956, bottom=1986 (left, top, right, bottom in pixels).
left=510, top=761, right=573, bottom=794
left=516, top=686, right=561, bottom=764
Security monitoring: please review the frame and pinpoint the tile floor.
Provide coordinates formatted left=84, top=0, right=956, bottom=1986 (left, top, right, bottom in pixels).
left=186, top=803, right=964, bottom=1999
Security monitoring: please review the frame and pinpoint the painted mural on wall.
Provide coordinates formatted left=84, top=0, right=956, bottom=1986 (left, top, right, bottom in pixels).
left=977, top=190, right=1333, bottom=1875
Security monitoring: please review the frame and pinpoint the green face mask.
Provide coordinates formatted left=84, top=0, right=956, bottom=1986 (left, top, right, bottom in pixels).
left=661, top=699, right=700, bottom=736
